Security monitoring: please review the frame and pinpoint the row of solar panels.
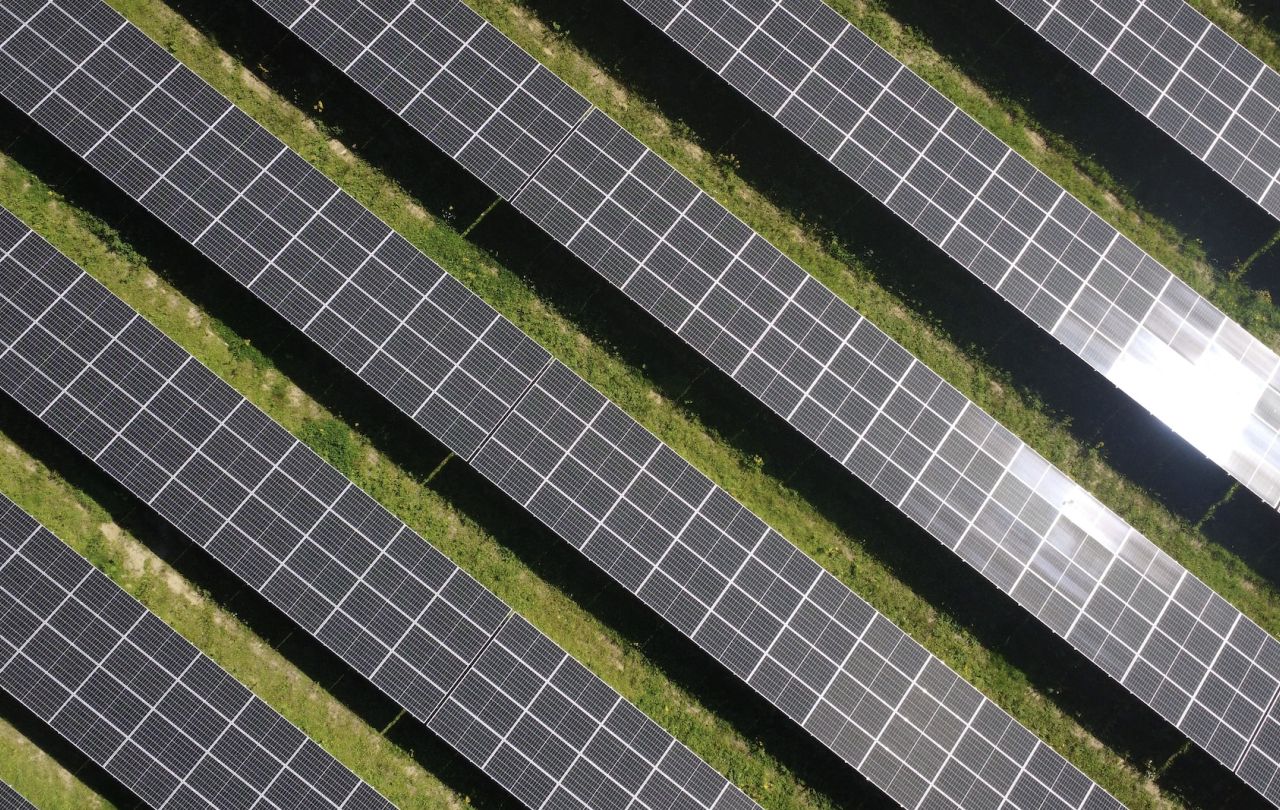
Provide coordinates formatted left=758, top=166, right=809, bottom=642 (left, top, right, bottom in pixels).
left=0, top=0, right=1121, bottom=804
left=0, top=212, right=759, bottom=809
left=247, top=0, right=1280, bottom=801
left=0, top=0, right=1274, bottom=807
left=0, top=493, right=396, bottom=810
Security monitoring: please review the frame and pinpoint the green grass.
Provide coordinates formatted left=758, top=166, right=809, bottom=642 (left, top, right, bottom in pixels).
left=830, top=0, right=1280, bottom=338
left=5, top=0, right=1278, bottom=805
left=0, top=131, right=842, bottom=810
left=0, top=714, right=109, bottom=810
left=298, top=418, right=362, bottom=478
left=0, top=425, right=471, bottom=808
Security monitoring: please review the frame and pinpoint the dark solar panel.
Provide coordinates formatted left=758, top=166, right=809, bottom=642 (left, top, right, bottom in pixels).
left=0, top=781, right=33, bottom=810
left=0, top=207, right=758, bottom=810
left=221, top=0, right=1280, bottom=800
left=0, top=3, right=551, bottom=461
left=613, top=0, right=1280, bottom=514
left=244, top=0, right=589, bottom=198
left=995, top=0, right=1280, bottom=220
left=0, top=494, right=393, bottom=810
left=0, top=3, right=1118, bottom=806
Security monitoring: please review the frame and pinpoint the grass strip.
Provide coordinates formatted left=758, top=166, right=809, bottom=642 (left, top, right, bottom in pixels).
left=17, top=0, right=1274, bottom=803
left=0, top=435, right=472, bottom=808
left=0, top=714, right=111, bottom=810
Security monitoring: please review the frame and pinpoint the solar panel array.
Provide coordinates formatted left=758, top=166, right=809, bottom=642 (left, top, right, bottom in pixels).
left=0, top=3, right=1127, bottom=808
left=0, top=493, right=393, bottom=810
left=519, top=99, right=1280, bottom=789
left=0, top=781, right=33, bottom=810
left=994, top=0, right=1280, bottom=221
left=473, top=360, right=1134, bottom=810
left=0, top=209, right=759, bottom=810
left=6, top=5, right=556, bottom=462
left=614, top=0, right=1280, bottom=515
left=226, top=0, right=1280, bottom=800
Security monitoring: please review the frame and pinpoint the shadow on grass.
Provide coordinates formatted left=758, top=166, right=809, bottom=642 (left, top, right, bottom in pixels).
left=183, top=0, right=1280, bottom=570
left=0, top=397, right=516, bottom=810
left=0, top=690, right=136, bottom=809
left=0, top=3, right=1269, bottom=804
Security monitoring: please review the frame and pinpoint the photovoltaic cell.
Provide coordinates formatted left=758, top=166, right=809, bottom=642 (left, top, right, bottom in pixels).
left=0, top=2, right=1119, bottom=807
left=994, top=0, right=1280, bottom=221
left=612, top=0, right=1280, bottom=514
left=0, top=782, right=33, bottom=810
left=229, top=0, right=1280, bottom=801
left=0, top=494, right=393, bottom=810
left=0, top=208, right=758, bottom=810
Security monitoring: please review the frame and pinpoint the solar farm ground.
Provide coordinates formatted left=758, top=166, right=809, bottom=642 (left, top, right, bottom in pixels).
left=4, top=0, right=1280, bottom=807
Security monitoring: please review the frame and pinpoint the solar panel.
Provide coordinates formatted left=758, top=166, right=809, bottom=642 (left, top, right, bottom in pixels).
left=994, top=0, right=1280, bottom=221
left=0, top=4, right=1122, bottom=808
left=0, top=210, right=759, bottom=810
left=223, top=0, right=1280, bottom=800
left=0, top=494, right=394, bottom=810
left=0, top=781, right=33, bottom=810
left=613, top=0, right=1280, bottom=515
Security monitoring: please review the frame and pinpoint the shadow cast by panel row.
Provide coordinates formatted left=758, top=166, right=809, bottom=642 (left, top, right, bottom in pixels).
left=0, top=1, right=1122, bottom=808
left=0, top=205, right=758, bottom=810
left=230, top=0, right=1280, bottom=804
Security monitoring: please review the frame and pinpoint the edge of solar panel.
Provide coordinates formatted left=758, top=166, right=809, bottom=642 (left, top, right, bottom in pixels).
left=222, top=0, right=1280, bottom=802
left=0, top=206, right=761, bottom=810
left=0, top=3, right=1127, bottom=808
left=0, top=492, right=394, bottom=810
left=993, top=0, right=1280, bottom=222
left=0, top=781, right=34, bottom=810
left=612, top=0, right=1280, bottom=515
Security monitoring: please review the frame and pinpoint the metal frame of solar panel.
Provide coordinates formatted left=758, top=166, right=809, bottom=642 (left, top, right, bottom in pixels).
left=226, top=0, right=1280, bottom=801
left=0, top=210, right=759, bottom=810
left=0, top=781, right=33, bottom=810
left=0, top=4, right=1125, bottom=809
left=995, top=0, right=1280, bottom=221
left=0, top=494, right=393, bottom=810
left=612, top=0, right=1280, bottom=515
